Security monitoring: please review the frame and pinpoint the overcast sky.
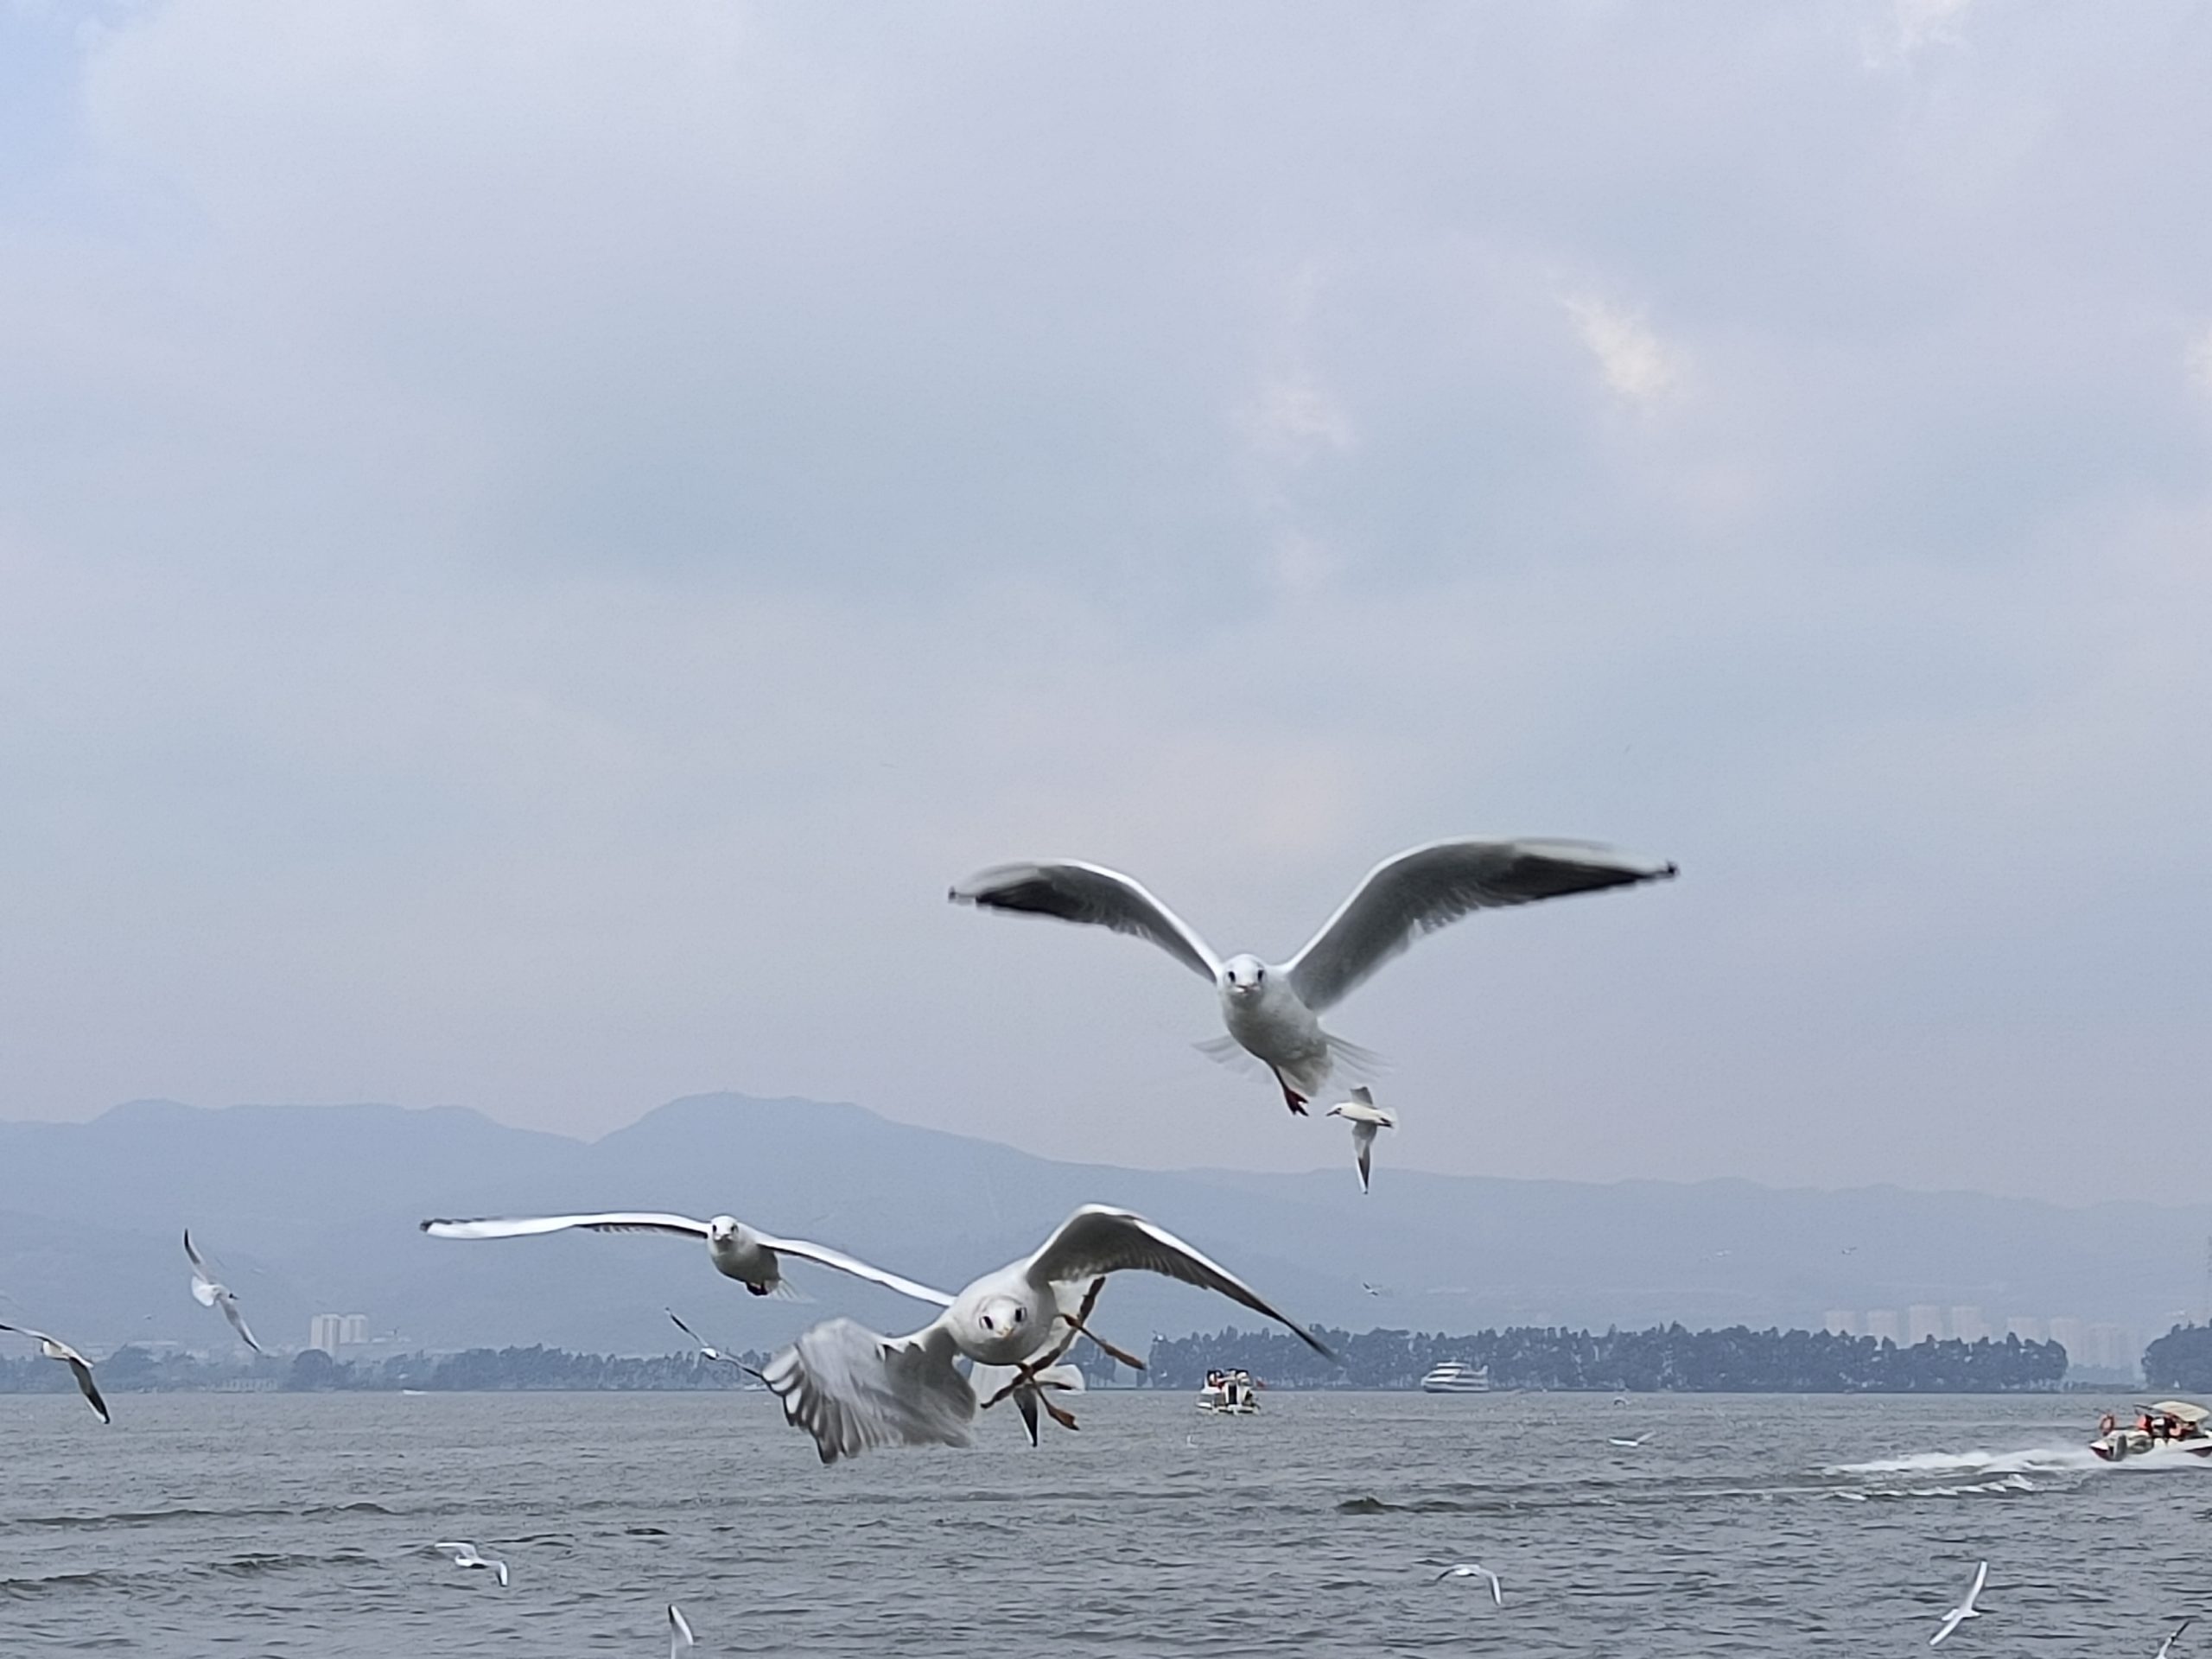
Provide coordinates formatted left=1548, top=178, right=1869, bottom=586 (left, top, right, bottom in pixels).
left=3, top=2, right=2207, bottom=1205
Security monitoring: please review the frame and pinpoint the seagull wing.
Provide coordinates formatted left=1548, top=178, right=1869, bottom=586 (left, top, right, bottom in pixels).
left=182, top=1228, right=212, bottom=1276
left=1025, top=1206, right=1332, bottom=1357
left=1962, top=1560, right=1987, bottom=1611
left=67, top=1357, right=111, bottom=1423
left=1930, top=1610, right=1967, bottom=1648
left=752, top=1235, right=956, bottom=1308
left=1351, top=1122, right=1376, bottom=1192
left=761, top=1317, right=975, bottom=1465
left=670, top=1603, right=696, bottom=1651
left=219, top=1294, right=263, bottom=1354
left=1284, top=837, right=1678, bottom=1011
left=419, top=1212, right=712, bottom=1241
left=950, top=861, right=1224, bottom=981
left=433, top=1542, right=477, bottom=1563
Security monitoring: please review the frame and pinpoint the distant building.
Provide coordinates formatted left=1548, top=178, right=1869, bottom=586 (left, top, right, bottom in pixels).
left=2006, top=1316, right=2046, bottom=1344
left=2048, top=1317, right=2087, bottom=1362
left=2088, top=1322, right=2135, bottom=1372
left=1823, top=1310, right=1859, bottom=1336
left=1948, top=1306, right=1987, bottom=1344
left=340, top=1314, right=368, bottom=1346
left=308, top=1313, right=346, bottom=1354
left=1907, top=1304, right=1946, bottom=1344
left=1865, top=1309, right=1903, bottom=1343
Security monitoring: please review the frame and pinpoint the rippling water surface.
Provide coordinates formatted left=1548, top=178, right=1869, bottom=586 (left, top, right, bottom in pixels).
left=4, top=1389, right=2205, bottom=1655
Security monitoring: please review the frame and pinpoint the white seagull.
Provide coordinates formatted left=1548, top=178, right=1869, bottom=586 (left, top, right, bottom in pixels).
left=669, top=1602, right=696, bottom=1656
left=762, top=1205, right=1331, bottom=1463
left=1434, top=1562, right=1504, bottom=1605
left=183, top=1230, right=263, bottom=1353
left=951, top=838, right=1675, bottom=1113
left=1326, top=1087, right=1396, bottom=1192
left=1929, top=1560, right=1988, bottom=1646
left=666, top=1309, right=747, bottom=1367
left=1607, top=1432, right=1652, bottom=1448
left=2158, top=1618, right=2192, bottom=1659
left=0, top=1321, right=110, bottom=1423
left=432, top=1541, right=509, bottom=1586
left=419, top=1211, right=949, bottom=1303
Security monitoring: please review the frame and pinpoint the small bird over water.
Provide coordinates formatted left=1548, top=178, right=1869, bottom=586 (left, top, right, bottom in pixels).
left=0, top=1321, right=109, bottom=1422
left=666, top=1309, right=746, bottom=1367
left=1434, top=1562, right=1504, bottom=1605
left=1929, top=1560, right=1987, bottom=1646
left=762, top=1205, right=1329, bottom=1464
left=183, top=1230, right=263, bottom=1354
left=951, top=837, right=1675, bottom=1114
left=432, top=1541, right=508, bottom=1586
left=1325, top=1086, right=1396, bottom=1192
left=420, top=1210, right=948, bottom=1303
left=2158, top=1618, right=2192, bottom=1659
left=668, top=1602, right=696, bottom=1656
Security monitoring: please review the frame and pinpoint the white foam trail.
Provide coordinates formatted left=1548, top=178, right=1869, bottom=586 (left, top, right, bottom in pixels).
left=1823, top=1446, right=2103, bottom=1478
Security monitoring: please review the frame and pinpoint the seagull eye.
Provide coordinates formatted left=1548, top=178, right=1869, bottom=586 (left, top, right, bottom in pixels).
left=1013, top=1307, right=1027, bottom=1324
left=981, top=1315, right=995, bottom=1332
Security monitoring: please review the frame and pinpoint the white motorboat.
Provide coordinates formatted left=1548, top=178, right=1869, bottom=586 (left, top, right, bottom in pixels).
left=1198, top=1369, right=1260, bottom=1414
left=2089, top=1399, right=2212, bottom=1462
left=1420, top=1361, right=1491, bottom=1394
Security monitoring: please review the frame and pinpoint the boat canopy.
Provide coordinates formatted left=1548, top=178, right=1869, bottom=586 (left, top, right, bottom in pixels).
left=2147, top=1401, right=2210, bottom=1423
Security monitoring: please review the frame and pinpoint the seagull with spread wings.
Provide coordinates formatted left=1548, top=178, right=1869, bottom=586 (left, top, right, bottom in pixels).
left=951, top=837, right=1675, bottom=1113
left=1929, top=1560, right=1988, bottom=1647
left=0, top=1321, right=110, bottom=1422
left=1326, top=1086, right=1396, bottom=1192
left=432, top=1541, right=509, bottom=1586
left=419, top=1210, right=948, bottom=1303
left=762, top=1205, right=1330, bottom=1464
left=183, top=1230, right=263, bottom=1353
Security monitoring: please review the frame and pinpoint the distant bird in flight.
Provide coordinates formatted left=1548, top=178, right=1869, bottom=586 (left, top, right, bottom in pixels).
left=183, top=1230, right=262, bottom=1353
left=1929, top=1560, right=1987, bottom=1646
left=951, top=837, right=1675, bottom=1113
left=1362, top=1281, right=1388, bottom=1297
left=0, top=1321, right=109, bottom=1422
left=668, top=1602, right=696, bottom=1657
left=1607, top=1432, right=1652, bottom=1448
left=420, top=1211, right=947, bottom=1304
left=666, top=1309, right=747, bottom=1368
left=433, top=1541, right=508, bottom=1586
left=1326, top=1087, right=1396, bottom=1192
left=762, top=1205, right=1329, bottom=1464
left=2158, top=1618, right=2192, bottom=1659
left=1434, top=1562, right=1503, bottom=1605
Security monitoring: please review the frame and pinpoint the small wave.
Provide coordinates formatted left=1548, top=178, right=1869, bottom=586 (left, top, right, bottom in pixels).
left=1, top=1570, right=120, bottom=1599
left=9, top=1500, right=397, bottom=1530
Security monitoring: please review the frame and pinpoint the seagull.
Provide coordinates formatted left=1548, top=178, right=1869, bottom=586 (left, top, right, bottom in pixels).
left=1929, top=1560, right=1987, bottom=1646
left=432, top=1541, right=508, bottom=1586
left=183, top=1230, right=263, bottom=1353
left=669, top=1603, right=696, bottom=1657
left=2158, top=1619, right=2192, bottom=1659
left=667, top=1309, right=747, bottom=1367
left=1362, top=1281, right=1387, bottom=1297
left=951, top=838, right=1675, bottom=1113
left=1326, top=1087, right=1396, bottom=1192
left=1434, top=1562, right=1503, bottom=1605
left=0, top=1321, right=110, bottom=1422
left=1607, top=1432, right=1651, bottom=1448
left=761, top=1205, right=1330, bottom=1463
left=969, top=1359, right=1087, bottom=1446
left=419, top=1211, right=949, bottom=1303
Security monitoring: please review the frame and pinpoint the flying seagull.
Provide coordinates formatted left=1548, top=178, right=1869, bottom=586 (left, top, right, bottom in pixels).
left=183, top=1230, right=263, bottom=1353
left=1607, top=1432, right=1652, bottom=1448
left=1326, top=1086, right=1396, bottom=1192
left=761, top=1205, right=1330, bottom=1464
left=1434, top=1563, right=1503, bottom=1605
left=669, top=1602, right=696, bottom=1657
left=420, top=1211, right=949, bottom=1303
left=0, top=1321, right=109, bottom=1423
left=1929, top=1560, right=1987, bottom=1647
left=2158, top=1619, right=2192, bottom=1659
left=432, top=1541, right=508, bottom=1586
left=667, top=1309, right=747, bottom=1367
left=951, top=837, right=1675, bottom=1112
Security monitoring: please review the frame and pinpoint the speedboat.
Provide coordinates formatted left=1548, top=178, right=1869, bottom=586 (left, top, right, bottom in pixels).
left=1198, top=1369, right=1259, bottom=1414
left=2089, top=1400, right=2212, bottom=1461
left=1420, top=1361, right=1491, bottom=1394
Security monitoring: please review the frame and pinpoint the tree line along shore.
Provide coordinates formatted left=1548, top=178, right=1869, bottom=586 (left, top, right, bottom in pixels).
left=1, top=1319, right=2143, bottom=1396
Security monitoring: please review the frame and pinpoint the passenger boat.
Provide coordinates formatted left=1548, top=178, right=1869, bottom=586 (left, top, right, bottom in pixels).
left=2088, top=1400, right=2212, bottom=1461
left=1420, top=1361, right=1491, bottom=1394
left=1197, top=1369, right=1260, bottom=1414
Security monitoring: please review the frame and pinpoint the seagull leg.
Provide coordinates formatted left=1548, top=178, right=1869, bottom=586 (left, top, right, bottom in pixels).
left=1057, top=1275, right=1147, bottom=1371
left=1274, top=1071, right=1309, bottom=1116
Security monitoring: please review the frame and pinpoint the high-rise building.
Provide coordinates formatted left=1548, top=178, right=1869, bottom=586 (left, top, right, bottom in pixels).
left=1865, top=1310, right=1903, bottom=1343
left=2088, top=1323, right=2136, bottom=1373
left=308, top=1313, right=345, bottom=1354
left=2006, top=1316, right=2046, bottom=1344
left=341, top=1314, right=368, bottom=1346
left=1907, top=1304, right=1946, bottom=1344
left=1824, top=1310, right=1859, bottom=1336
left=2048, top=1317, right=2087, bottom=1363
left=1948, top=1306, right=1987, bottom=1344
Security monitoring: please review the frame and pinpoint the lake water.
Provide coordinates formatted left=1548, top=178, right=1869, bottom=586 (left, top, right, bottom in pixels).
left=3, top=1389, right=2202, bottom=1655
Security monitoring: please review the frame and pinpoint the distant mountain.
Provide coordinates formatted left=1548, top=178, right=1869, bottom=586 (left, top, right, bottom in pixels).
left=0, top=1093, right=2199, bottom=1361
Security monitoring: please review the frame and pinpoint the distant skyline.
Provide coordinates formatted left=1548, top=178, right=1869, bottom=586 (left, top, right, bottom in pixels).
left=3, top=4, right=2209, bottom=1205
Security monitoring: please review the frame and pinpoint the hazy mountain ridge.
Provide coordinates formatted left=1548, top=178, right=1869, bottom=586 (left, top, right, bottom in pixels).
left=0, top=1093, right=2200, bottom=1359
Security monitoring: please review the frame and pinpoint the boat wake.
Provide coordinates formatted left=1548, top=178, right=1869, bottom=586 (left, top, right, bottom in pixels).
left=1823, top=1447, right=2105, bottom=1478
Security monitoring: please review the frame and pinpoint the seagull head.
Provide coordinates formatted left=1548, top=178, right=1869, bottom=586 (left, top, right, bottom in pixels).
left=706, top=1216, right=741, bottom=1245
left=969, top=1294, right=1034, bottom=1355
left=1221, top=955, right=1267, bottom=998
